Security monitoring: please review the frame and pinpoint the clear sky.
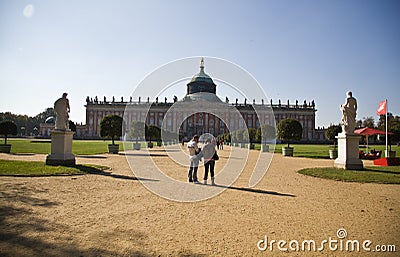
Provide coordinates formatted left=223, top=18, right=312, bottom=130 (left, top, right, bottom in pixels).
left=1, top=0, right=399, bottom=127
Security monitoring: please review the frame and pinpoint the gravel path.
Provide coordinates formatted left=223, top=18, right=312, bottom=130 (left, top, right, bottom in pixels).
left=0, top=147, right=398, bottom=256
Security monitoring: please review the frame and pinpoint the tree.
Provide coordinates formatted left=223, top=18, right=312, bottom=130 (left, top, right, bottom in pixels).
left=325, top=124, right=342, bottom=150
left=129, top=121, right=147, bottom=143
left=0, top=108, right=55, bottom=136
left=69, top=121, right=77, bottom=132
left=236, top=129, right=244, bottom=143
left=276, top=118, right=303, bottom=147
left=100, top=115, right=123, bottom=145
left=248, top=128, right=257, bottom=143
left=223, top=132, right=231, bottom=143
left=146, top=125, right=161, bottom=143
left=362, top=116, right=375, bottom=128
left=256, top=125, right=276, bottom=143
left=377, top=113, right=400, bottom=145
left=356, top=119, right=362, bottom=129
left=0, top=121, right=18, bottom=144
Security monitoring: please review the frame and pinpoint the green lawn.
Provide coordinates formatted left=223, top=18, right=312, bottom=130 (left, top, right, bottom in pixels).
left=253, top=143, right=400, bottom=159
left=1, top=138, right=399, bottom=159
left=0, top=139, right=125, bottom=155
left=0, top=159, right=109, bottom=176
left=298, top=166, right=400, bottom=184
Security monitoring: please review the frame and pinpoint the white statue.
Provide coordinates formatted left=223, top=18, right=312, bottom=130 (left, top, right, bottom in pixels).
left=54, top=93, right=70, bottom=131
left=340, top=91, right=357, bottom=134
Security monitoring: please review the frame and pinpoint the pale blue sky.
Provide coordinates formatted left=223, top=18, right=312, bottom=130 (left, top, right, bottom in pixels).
left=1, top=0, right=399, bottom=127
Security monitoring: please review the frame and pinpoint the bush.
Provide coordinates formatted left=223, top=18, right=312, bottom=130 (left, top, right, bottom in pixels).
left=100, top=115, right=123, bottom=145
left=0, top=121, right=18, bottom=144
left=256, top=125, right=276, bottom=143
left=146, top=125, right=161, bottom=143
left=248, top=128, right=257, bottom=143
left=129, top=121, right=147, bottom=143
left=325, top=124, right=342, bottom=149
left=276, top=118, right=302, bottom=147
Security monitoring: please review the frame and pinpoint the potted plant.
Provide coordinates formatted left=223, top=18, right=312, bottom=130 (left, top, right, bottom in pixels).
left=100, top=115, right=122, bottom=154
left=325, top=124, right=342, bottom=159
left=276, top=118, right=302, bottom=156
left=0, top=121, right=18, bottom=153
left=256, top=125, right=276, bottom=152
left=129, top=121, right=147, bottom=150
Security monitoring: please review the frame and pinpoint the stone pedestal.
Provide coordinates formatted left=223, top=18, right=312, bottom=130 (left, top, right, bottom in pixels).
left=334, top=132, right=363, bottom=170
left=46, top=130, right=75, bottom=166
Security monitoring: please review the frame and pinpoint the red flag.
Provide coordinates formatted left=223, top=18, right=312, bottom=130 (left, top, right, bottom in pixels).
left=377, top=100, right=386, bottom=115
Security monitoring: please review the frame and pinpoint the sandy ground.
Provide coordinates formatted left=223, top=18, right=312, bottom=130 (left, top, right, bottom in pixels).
left=0, top=146, right=399, bottom=257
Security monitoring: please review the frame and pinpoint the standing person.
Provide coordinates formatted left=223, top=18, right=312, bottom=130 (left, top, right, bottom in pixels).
left=187, top=135, right=200, bottom=183
left=219, top=139, right=224, bottom=150
left=202, top=138, right=217, bottom=185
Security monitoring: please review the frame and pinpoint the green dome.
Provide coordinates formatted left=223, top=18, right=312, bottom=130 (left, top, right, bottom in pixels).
left=190, top=72, right=214, bottom=84
left=190, top=60, right=215, bottom=84
left=187, top=58, right=217, bottom=95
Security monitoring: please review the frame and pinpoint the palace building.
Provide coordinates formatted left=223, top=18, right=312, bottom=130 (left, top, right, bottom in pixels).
left=41, top=58, right=319, bottom=141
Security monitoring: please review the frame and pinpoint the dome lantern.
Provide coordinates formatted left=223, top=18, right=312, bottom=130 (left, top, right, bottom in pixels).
left=186, top=58, right=217, bottom=95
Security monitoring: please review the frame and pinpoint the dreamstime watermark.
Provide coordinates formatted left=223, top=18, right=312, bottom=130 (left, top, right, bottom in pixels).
left=257, top=228, right=396, bottom=253
left=123, top=57, right=276, bottom=202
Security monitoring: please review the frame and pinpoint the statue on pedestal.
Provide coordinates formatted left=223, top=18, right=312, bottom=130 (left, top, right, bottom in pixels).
left=47, top=92, right=75, bottom=166
left=54, top=93, right=70, bottom=131
left=340, top=91, right=357, bottom=134
left=334, top=90, right=363, bottom=170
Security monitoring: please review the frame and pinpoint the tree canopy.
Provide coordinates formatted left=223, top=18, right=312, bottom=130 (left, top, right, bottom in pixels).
left=276, top=118, right=303, bottom=147
left=129, top=121, right=147, bottom=143
left=325, top=124, right=342, bottom=149
left=0, top=121, right=18, bottom=144
left=256, top=125, right=276, bottom=143
left=377, top=113, right=400, bottom=144
left=146, top=125, right=161, bottom=142
left=100, top=115, right=123, bottom=145
left=0, top=108, right=55, bottom=136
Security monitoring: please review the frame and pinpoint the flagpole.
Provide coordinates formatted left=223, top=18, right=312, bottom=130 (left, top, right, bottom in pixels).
left=385, top=99, right=388, bottom=157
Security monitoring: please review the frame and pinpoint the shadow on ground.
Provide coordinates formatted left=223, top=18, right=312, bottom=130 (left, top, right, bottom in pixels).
left=212, top=184, right=295, bottom=197
left=75, top=165, right=159, bottom=182
left=121, top=152, right=169, bottom=157
left=0, top=182, right=163, bottom=256
left=76, top=155, right=107, bottom=159
left=207, top=184, right=296, bottom=197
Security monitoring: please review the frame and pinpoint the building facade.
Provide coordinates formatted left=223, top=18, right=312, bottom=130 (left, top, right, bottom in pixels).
left=81, top=59, right=317, bottom=141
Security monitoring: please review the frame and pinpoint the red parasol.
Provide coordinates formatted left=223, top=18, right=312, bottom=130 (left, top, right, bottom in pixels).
left=354, top=127, right=393, bottom=152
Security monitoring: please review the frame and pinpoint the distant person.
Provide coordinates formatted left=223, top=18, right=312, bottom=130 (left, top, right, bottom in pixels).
left=202, top=138, right=217, bottom=185
left=219, top=139, right=224, bottom=150
left=187, top=135, right=200, bottom=183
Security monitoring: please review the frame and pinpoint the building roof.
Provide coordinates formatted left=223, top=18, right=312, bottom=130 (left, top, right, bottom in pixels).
left=183, top=92, right=223, bottom=103
left=189, top=58, right=215, bottom=84
left=185, top=58, right=219, bottom=101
